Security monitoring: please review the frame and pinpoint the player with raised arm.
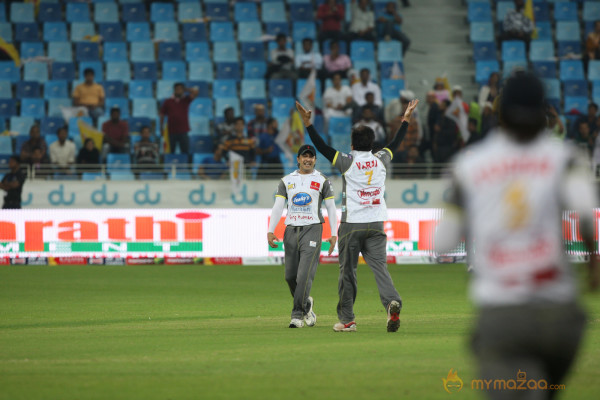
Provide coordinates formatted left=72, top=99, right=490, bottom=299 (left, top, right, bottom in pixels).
left=296, top=98, right=419, bottom=332
left=435, top=72, right=599, bottom=399
left=268, top=144, right=338, bottom=328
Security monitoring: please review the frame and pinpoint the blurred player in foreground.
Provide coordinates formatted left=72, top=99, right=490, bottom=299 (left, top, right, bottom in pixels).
left=435, top=72, right=599, bottom=400
left=296, top=99, right=419, bottom=332
left=268, top=145, right=338, bottom=328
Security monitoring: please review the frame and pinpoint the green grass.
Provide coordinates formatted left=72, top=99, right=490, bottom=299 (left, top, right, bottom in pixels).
left=0, top=264, right=598, bottom=400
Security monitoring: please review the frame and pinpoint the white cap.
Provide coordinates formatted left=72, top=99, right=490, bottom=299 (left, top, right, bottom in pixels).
left=400, top=89, right=415, bottom=100
left=452, top=85, right=463, bottom=92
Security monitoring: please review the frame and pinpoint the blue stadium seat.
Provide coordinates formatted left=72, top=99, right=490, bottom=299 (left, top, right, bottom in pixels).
left=269, top=80, right=293, bottom=98
left=14, top=135, right=31, bottom=153
left=129, top=80, right=154, bottom=99
left=79, top=61, right=103, bottom=82
left=262, top=3, right=286, bottom=23
left=70, top=22, right=95, bottom=42
left=38, top=3, right=62, bottom=23
left=0, top=62, right=20, bottom=82
left=0, top=81, right=11, bottom=99
left=106, top=98, right=130, bottom=118
left=213, top=42, right=238, bottom=62
left=161, top=61, right=185, bottom=81
left=210, top=22, right=235, bottom=42
left=189, top=136, right=214, bottom=154
left=542, top=79, right=561, bottom=100
left=187, top=81, right=210, bottom=98
left=10, top=116, right=35, bottom=135
left=109, top=171, right=135, bottom=180
left=593, top=82, right=600, bottom=103
left=292, top=22, right=316, bottom=41
left=158, top=42, right=182, bottom=61
left=189, top=116, right=210, bottom=135
left=95, top=3, right=119, bottom=24
left=10, top=3, right=34, bottom=23
left=126, top=22, right=151, bottom=42
left=381, top=79, right=405, bottom=100
left=559, top=60, right=585, bottom=81
left=475, top=60, right=500, bottom=85
left=470, top=22, right=494, bottom=42
left=496, top=1, right=514, bottom=22
left=216, top=62, right=240, bottom=80
left=534, top=21, right=552, bottom=41
left=213, top=79, right=237, bottom=98
left=473, top=42, right=497, bottom=61
left=155, top=22, right=179, bottom=42
left=289, top=3, right=313, bottom=22
left=103, top=42, right=127, bottom=62
left=188, top=61, right=214, bottom=81
left=98, top=23, right=123, bottom=42
left=128, top=117, right=153, bottom=134
left=501, top=40, right=526, bottom=62
left=151, top=3, right=175, bottom=22
left=20, top=98, right=45, bottom=118
left=81, top=172, right=106, bottom=181
left=107, top=153, right=132, bottom=173
left=272, top=97, right=295, bottom=118
left=0, top=137, right=12, bottom=154
left=243, top=99, right=267, bottom=117
left=47, top=98, right=71, bottom=117
left=133, top=62, right=157, bottom=80
left=24, top=62, right=48, bottom=83
left=164, top=153, right=190, bottom=172
left=52, top=62, right=75, bottom=81
left=589, top=61, right=600, bottom=82
left=186, top=42, right=210, bottom=61
left=234, top=2, right=258, bottom=22
left=0, top=23, right=12, bottom=42
left=47, top=42, right=72, bottom=63
left=350, top=41, right=375, bottom=61
left=139, top=172, right=164, bottom=180
left=122, top=4, right=147, bottom=23
left=563, top=80, right=589, bottom=98
left=556, top=21, right=581, bottom=42
left=241, top=79, right=266, bottom=99
left=238, top=22, right=263, bottom=43
left=20, top=42, right=44, bottom=59
left=66, top=3, right=90, bottom=23
left=76, top=42, right=100, bottom=61
left=531, top=61, right=557, bottom=79
left=190, top=98, right=214, bottom=118
left=15, top=23, right=39, bottom=42
left=41, top=116, right=64, bottom=136
left=131, top=41, right=155, bottom=62
left=244, top=61, right=267, bottom=79
left=583, top=2, right=600, bottom=22
left=554, top=1, right=577, bottom=22
left=103, top=81, right=125, bottom=98
left=328, top=116, right=352, bottom=136
left=15, top=81, right=39, bottom=99
left=178, top=2, right=203, bottom=22
left=564, top=96, right=589, bottom=115
left=502, top=60, right=527, bottom=78
left=529, top=41, right=554, bottom=61
left=182, top=23, right=207, bottom=42
left=205, top=2, right=229, bottom=21
left=240, top=42, right=265, bottom=61
left=265, top=22, right=289, bottom=36
left=44, top=80, right=68, bottom=99
left=106, top=61, right=131, bottom=82
left=132, top=98, right=158, bottom=119
left=467, top=2, right=492, bottom=22
left=557, top=41, right=581, bottom=57
left=378, top=41, right=402, bottom=63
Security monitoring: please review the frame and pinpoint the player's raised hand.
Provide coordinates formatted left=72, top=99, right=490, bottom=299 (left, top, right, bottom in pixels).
left=403, top=99, right=419, bottom=122
left=295, top=101, right=312, bottom=127
left=267, top=232, right=280, bottom=249
left=327, top=236, right=338, bottom=256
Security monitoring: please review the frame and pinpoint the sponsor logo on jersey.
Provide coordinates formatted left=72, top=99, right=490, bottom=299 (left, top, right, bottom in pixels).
left=292, top=192, right=313, bottom=206
left=287, top=183, right=295, bottom=190
left=357, top=187, right=382, bottom=199
left=355, top=160, right=378, bottom=170
left=310, top=181, right=320, bottom=191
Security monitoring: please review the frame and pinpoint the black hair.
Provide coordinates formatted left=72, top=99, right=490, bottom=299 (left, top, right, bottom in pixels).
left=302, top=37, right=313, bottom=44
left=351, top=125, right=375, bottom=151
left=329, top=40, right=339, bottom=49
left=234, top=117, right=245, bottom=124
left=140, top=125, right=151, bottom=133
left=224, top=106, right=234, bottom=115
left=276, top=33, right=287, bottom=41
left=83, top=68, right=94, bottom=76
left=173, top=82, right=185, bottom=89
left=9, top=155, right=20, bottom=164
left=468, top=117, right=478, bottom=125
left=83, top=138, right=94, bottom=146
left=590, top=102, right=599, bottom=111
left=360, top=68, right=370, bottom=75
left=57, top=126, right=68, bottom=135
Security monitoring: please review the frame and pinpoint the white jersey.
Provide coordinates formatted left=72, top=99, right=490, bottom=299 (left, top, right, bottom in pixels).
left=445, top=130, right=598, bottom=306
left=276, top=169, right=334, bottom=226
left=333, top=149, right=392, bottom=223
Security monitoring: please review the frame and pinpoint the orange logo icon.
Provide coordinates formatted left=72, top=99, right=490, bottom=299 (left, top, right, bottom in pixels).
left=442, top=369, right=464, bottom=394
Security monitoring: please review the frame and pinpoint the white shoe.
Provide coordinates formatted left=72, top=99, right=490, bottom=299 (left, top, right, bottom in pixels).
left=387, top=301, right=401, bottom=332
left=289, top=318, right=304, bottom=328
left=333, top=321, right=357, bottom=332
left=304, top=296, right=317, bottom=327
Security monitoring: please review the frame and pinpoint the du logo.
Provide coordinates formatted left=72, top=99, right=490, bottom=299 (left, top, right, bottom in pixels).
left=402, top=183, right=429, bottom=205
left=91, top=184, right=118, bottom=205
left=134, top=184, right=160, bottom=205
left=188, top=184, right=216, bottom=205
left=21, top=193, right=33, bottom=206
left=231, top=184, right=258, bottom=205
left=442, top=369, right=463, bottom=394
left=48, top=184, right=75, bottom=206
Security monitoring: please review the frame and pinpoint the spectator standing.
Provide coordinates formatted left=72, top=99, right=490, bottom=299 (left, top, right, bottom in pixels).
left=323, top=72, right=353, bottom=121
left=478, top=72, right=500, bottom=110
left=432, top=100, right=461, bottom=163
left=76, top=138, right=101, bottom=172
left=480, top=101, right=497, bottom=138
left=221, top=117, right=256, bottom=165
left=377, top=2, right=410, bottom=56
left=502, top=0, right=534, bottom=50
left=323, top=41, right=353, bottom=79
left=317, top=0, right=345, bottom=44
left=160, top=82, right=199, bottom=155
left=385, top=89, right=416, bottom=135
left=351, top=68, right=382, bottom=107
left=49, top=127, right=76, bottom=171
left=215, top=107, right=236, bottom=146
left=198, top=148, right=228, bottom=180
left=425, top=90, right=441, bottom=138
left=134, top=126, right=159, bottom=166
left=586, top=21, right=600, bottom=69
left=20, top=124, right=48, bottom=165
left=267, top=34, right=295, bottom=80
left=0, top=156, right=26, bottom=209
left=547, top=106, right=565, bottom=140
left=570, top=121, right=595, bottom=157
left=30, top=147, right=49, bottom=179
left=247, top=104, right=269, bottom=139
left=349, top=0, right=376, bottom=42
left=256, top=118, right=284, bottom=179
left=295, top=38, right=324, bottom=79
left=101, top=106, right=129, bottom=158
left=72, top=68, right=105, bottom=124
left=353, top=106, right=386, bottom=148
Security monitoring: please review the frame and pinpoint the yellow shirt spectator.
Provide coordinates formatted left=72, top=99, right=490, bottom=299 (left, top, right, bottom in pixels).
left=73, top=82, right=105, bottom=107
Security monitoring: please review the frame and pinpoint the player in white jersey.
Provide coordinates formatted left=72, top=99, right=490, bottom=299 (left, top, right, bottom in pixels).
left=268, top=144, right=338, bottom=328
left=296, top=99, right=419, bottom=332
left=435, top=72, right=599, bottom=399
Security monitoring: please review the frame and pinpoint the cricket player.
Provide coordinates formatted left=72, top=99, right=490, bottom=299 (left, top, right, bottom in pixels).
left=268, top=144, right=338, bottom=328
left=296, top=99, right=419, bottom=332
left=435, top=72, right=599, bottom=400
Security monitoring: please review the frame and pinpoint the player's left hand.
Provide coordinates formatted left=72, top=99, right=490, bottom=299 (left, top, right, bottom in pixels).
left=327, top=236, right=338, bottom=256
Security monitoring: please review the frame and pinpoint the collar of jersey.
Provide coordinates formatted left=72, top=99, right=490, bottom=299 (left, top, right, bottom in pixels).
left=291, top=169, right=318, bottom=176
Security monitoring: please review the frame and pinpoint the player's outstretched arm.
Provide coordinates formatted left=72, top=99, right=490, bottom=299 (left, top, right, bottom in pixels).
left=295, top=101, right=337, bottom=162
left=384, top=99, right=419, bottom=153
